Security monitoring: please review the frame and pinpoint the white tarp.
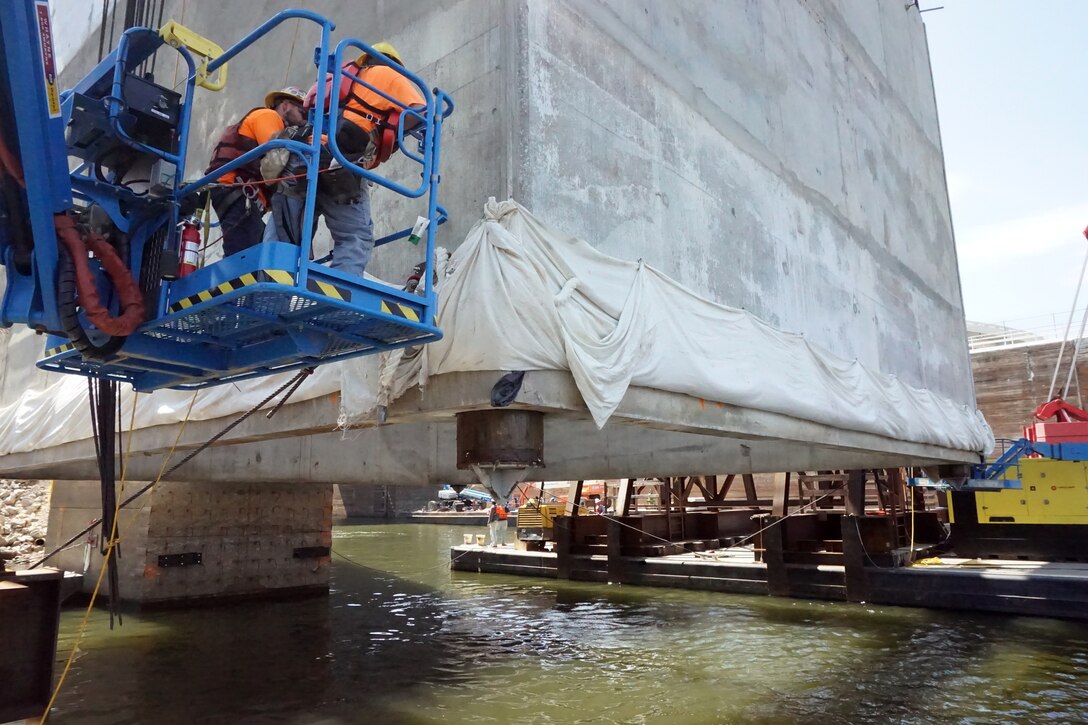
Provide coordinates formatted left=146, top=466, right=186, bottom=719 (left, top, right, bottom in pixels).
left=345, top=198, right=993, bottom=453
left=0, top=325, right=341, bottom=457
left=0, top=198, right=993, bottom=457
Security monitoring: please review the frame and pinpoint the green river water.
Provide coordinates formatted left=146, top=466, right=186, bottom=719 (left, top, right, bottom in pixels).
left=46, top=523, right=1088, bottom=724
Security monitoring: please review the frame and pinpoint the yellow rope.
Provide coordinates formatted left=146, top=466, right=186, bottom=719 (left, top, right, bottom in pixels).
left=909, top=486, right=916, bottom=560
left=40, top=391, right=198, bottom=723
left=284, top=19, right=301, bottom=86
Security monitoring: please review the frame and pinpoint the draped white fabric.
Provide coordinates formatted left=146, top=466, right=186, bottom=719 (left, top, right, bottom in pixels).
left=344, top=198, right=992, bottom=453
left=0, top=199, right=993, bottom=456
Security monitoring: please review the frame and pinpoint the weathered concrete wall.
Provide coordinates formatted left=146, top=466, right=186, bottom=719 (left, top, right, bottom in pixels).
left=46, top=480, right=331, bottom=603
left=516, top=0, right=968, bottom=403
left=56, top=0, right=970, bottom=404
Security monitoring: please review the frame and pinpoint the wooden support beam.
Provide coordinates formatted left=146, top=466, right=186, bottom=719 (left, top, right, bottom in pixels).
left=772, top=471, right=792, bottom=517
left=607, top=517, right=624, bottom=585
left=555, top=516, right=572, bottom=580
left=841, top=513, right=871, bottom=603
left=845, top=469, right=866, bottom=516
left=682, top=476, right=697, bottom=503
left=762, top=516, right=789, bottom=597
left=715, top=474, right=731, bottom=500
left=615, top=478, right=635, bottom=517
left=564, top=480, right=585, bottom=517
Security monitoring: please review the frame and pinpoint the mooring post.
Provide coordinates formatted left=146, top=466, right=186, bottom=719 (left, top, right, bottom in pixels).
left=841, top=469, right=872, bottom=602
left=555, top=516, right=572, bottom=580
left=607, top=516, right=625, bottom=585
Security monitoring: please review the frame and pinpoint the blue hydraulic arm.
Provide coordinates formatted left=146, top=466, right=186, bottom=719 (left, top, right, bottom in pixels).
left=0, top=2, right=455, bottom=391
left=908, top=437, right=1088, bottom=491
left=0, top=0, right=73, bottom=332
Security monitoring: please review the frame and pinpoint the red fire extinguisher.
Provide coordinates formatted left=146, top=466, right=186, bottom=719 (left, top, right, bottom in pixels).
left=178, top=219, right=201, bottom=277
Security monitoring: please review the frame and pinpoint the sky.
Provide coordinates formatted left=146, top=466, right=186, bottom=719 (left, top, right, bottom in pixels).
left=924, top=0, right=1088, bottom=329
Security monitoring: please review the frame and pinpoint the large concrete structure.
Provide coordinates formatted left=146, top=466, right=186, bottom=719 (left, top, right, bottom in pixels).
left=9, top=0, right=977, bottom=602
left=55, top=0, right=968, bottom=400
left=17, top=0, right=974, bottom=481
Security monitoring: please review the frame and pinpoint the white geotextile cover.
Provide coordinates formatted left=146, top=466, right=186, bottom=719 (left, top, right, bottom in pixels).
left=0, top=198, right=993, bottom=456
left=343, top=198, right=994, bottom=453
left=0, top=326, right=342, bottom=457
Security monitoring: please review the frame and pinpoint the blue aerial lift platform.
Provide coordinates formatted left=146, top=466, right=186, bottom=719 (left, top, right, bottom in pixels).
left=0, top=3, right=453, bottom=391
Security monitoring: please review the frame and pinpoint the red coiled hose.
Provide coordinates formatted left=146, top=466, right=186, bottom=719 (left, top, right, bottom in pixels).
left=54, top=214, right=144, bottom=336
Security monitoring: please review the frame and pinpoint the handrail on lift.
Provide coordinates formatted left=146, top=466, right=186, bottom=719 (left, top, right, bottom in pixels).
left=105, top=27, right=198, bottom=168
left=171, top=16, right=449, bottom=294
left=67, top=8, right=449, bottom=336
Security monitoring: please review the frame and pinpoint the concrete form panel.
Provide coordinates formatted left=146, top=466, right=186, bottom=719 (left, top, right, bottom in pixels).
left=46, top=480, right=332, bottom=603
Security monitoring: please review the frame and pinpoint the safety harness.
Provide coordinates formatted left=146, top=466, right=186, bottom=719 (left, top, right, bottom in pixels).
left=340, top=64, right=404, bottom=169
left=205, top=107, right=274, bottom=205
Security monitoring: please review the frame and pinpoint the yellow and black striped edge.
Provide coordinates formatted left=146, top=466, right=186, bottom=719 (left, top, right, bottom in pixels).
left=380, top=300, right=421, bottom=322
left=306, top=278, right=351, bottom=302
left=168, top=269, right=297, bottom=313
left=44, top=342, right=76, bottom=358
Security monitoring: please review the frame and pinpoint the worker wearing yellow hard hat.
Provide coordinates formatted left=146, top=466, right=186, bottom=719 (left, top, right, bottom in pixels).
left=356, top=41, right=404, bottom=67
left=263, top=41, right=425, bottom=279
left=263, top=86, right=306, bottom=111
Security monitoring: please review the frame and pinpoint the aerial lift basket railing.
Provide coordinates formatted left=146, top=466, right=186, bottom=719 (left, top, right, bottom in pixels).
left=0, top=4, right=453, bottom=391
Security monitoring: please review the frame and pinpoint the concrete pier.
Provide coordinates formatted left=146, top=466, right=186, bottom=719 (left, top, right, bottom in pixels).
left=45, top=481, right=331, bottom=604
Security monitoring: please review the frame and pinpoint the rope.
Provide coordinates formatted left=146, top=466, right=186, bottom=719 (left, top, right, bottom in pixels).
left=284, top=19, right=301, bottom=86
left=331, top=545, right=472, bottom=576
left=170, top=0, right=188, bottom=89
left=208, top=165, right=333, bottom=188
left=40, top=391, right=149, bottom=723
left=908, top=489, right=916, bottom=560
left=852, top=516, right=885, bottom=569
left=39, top=524, right=119, bottom=723
left=691, top=491, right=841, bottom=559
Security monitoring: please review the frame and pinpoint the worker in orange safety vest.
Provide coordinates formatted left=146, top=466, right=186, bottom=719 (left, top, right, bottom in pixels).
left=487, top=502, right=509, bottom=547
left=205, top=87, right=306, bottom=255
left=262, top=42, right=425, bottom=278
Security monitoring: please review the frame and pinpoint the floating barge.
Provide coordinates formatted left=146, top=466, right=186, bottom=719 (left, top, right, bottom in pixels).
left=410, top=510, right=488, bottom=526
left=450, top=544, right=1088, bottom=620
left=450, top=474, right=1088, bottom=620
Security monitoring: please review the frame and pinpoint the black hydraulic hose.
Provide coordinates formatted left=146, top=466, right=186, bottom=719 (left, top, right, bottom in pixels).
left=0, top=108, right=33, bottom=275
left=90, top=378, right=123, bottom=627
left=0, top=174, right=32, bottom=275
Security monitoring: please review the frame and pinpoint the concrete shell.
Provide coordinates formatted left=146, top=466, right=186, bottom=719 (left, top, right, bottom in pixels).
left=55, top=0, right=971, bottom=405
left=1, top=0, right=978, bottom=485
